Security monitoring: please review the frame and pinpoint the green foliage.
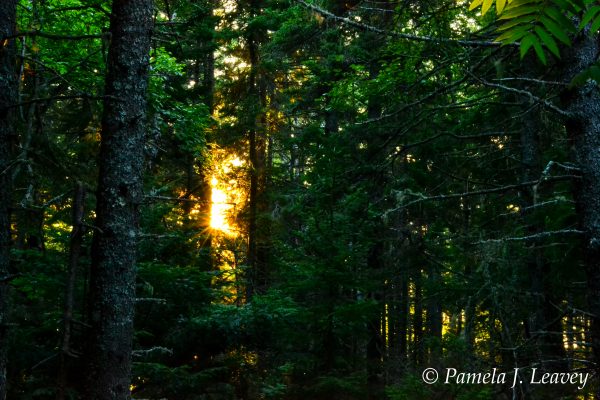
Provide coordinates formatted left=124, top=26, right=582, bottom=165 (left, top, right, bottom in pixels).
left=470, top=0, right=600, bottom=70
left=385, top=375, right=434, bottom=400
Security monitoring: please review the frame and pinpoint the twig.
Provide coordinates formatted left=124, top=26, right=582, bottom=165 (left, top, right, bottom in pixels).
left=470, top=73, right=571, bottom=117
left=135, top=297, right=167, bottom=304
left=2, top=30, right=108, bottom=42
left=473, top=229, right=584, bottom=244
left=5, top=94, right=117, bottom=110
left=393, top=174, right=580, bottom=210
left=492, top=77, right=568, bottom=86
left=296, top=0, right=507, bottom=48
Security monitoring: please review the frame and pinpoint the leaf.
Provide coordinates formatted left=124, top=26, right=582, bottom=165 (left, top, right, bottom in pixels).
left=482, top=0, right=494, bottom=15
left=534, top=26, right=560, bottom=57
left=591, top=14, right=600, bottom=32
left=569, top=64, right=600, bottom=87
left=520, top=33, right=537, bottom=58
left=497, top=14, right=537, bottom=31
left=470, top=0, right=484, bottom=11
left=578, top=5, right=600, bottom=29
left=532, top=37, right=547, bottom=64
left=544, top=6, right=576, bottom=32
left=540, top=16, right=572, bottom=44
left=497, top=0, right=507, bottom=13
left=552, top=0, right=581, bottom=14
left=495, top=25, right=530, bottom=42
left=498, top=5, right=539, bottom=19
left=589, top=65, right=600, bottom=82
left=505, top=0, right=541, bottom=8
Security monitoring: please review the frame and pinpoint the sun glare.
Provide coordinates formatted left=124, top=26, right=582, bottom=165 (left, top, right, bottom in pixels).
left=210, top=178, right=233, bottom=233
left=209, top=155, right=244, bottom=235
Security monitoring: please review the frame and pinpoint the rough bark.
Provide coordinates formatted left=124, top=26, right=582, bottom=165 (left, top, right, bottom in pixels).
left=85, top=1, right=153, bottom=399
left=246, top=0, right=268, bottom=299
left=0, top=2, right=17, bottom=398
left=57, top=183, right=86, bottom=400
left=560, top=31, right=600, bottom=397
left=520, top=103, right=566, bottom=371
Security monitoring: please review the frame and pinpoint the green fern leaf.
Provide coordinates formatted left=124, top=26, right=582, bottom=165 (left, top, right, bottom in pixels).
left=498, top=5, right=539, bottom=19
left=591, top=14, right=600, bottom=32
left=504, top=0, right=541, bottom=9
left=495, top=25, right=531, bottom=42
left=579, top=6, right=600, bottom=29
left=469, top=0, right=484, bottom=11
left=497, top=14, right=537, bottom=31
left=535, top=26, right=560, bottom=57
left=540, top=16, right=572, bottom=44
left=520, top=33, right=537, bottom=58
left=544, top=6, right=576, bottom=32
left=532, top=35, right=548, bottom=64
left=497, top=0, right=507, bottom=13
left=482, top=0, right=494, bottom=15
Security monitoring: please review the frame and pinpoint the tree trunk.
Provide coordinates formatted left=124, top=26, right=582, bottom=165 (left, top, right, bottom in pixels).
left=57, top=183, right=86, bottom=400
left=246, top=0, right=268, bottom=299
left=412, top=274, right=424, bottom=365
left=366, top=242, right=384, bottom=400
left=85, top=1, right=153, bottom=398
left=426, top=262, right=442, bottom=365
left=0, top=2, right=18, bottom=398
left=519, top=101, right=567, bottom=371
left=560, top=30, right=600, bottom=398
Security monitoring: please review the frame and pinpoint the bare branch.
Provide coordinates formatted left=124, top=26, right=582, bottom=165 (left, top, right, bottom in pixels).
left=296, top=0, right=505, bottom=48
left=392, top=175, right=580, bottom=210
left=492, top=77, right=568, bottom=86
left=520, top=198, right=575, bottom=212
left=470, top=73, right=571, bottom=117
left=132, top=346, right=173, bottom=359
left=135, top=297, right=167, bottom=304
left=2, top=30, right=108, bottom=42
left=473, top=229, right=584, bottom=244
left=5, top=94, right=116, bottom=110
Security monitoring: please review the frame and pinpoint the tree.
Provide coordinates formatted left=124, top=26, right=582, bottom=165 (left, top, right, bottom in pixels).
left=85, top=0, right=153, bottom=398
left=0, top=2, right=17, bottom=399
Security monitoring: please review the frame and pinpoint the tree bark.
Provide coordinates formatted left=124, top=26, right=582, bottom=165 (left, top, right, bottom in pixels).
left=560, top=30, right=600, bottom=398
left=57, top=183, right=86, bottom=400
left=247, top=0, right=268, bottom=299
left=519, top=103, right=567, bottom=372
left=85, top=1, right=153, bottom=399
left=0, top=2, right=18, bottom=398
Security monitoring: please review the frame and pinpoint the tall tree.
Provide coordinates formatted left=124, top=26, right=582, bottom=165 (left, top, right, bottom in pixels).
left=0, top=2, right=17, bottom=399
left=561, top=30, right=600, bottom=395
left=85, top=0, right=153, bottom=398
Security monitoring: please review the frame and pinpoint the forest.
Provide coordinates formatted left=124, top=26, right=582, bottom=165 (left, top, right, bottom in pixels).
left=1, top=0, right=600, bottom=399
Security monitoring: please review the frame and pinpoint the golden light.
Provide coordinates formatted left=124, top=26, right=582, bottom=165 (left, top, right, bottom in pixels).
left=210, top=177, right=233, bottom=234
left=209, top=155, right=244, bottom=236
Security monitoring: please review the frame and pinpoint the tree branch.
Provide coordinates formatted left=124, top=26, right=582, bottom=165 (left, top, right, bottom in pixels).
left=2, top=30, right=108, bottom=42
left=296, top=0, right=507, bottom=48
left=469, top=73, right=571, bottom=117
left=391, top=174, right=580, bottom=210
left=473, top=229, right=584, bottom=244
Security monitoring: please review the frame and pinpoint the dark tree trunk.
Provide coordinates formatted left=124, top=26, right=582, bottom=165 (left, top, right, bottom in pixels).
left=412, top=274, right=424, bottom=365
left=85, top=1, right=153, bottom=399
left=519, top=103, right=567, bottom=371
left=426, top=262, right=442, bottom=365
left=246, top=0, right=268, bottom=299
left=57, top=183, right=86, bottom=400
left=366, top=242, right=384, bottom=400
left=0, top=2, right=17, bottom=398
left=560, top=30, right=600, bottom=397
